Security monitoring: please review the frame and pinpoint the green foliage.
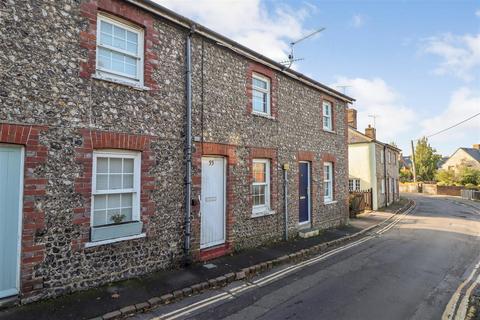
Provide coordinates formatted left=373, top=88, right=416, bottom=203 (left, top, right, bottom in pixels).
left=435, top=169, right=457, bottom=186
left=464, top=183, right=478, bottom=190
left=399, top=167, right=413, bottom=182
left=414, top=137, right=442, bottom=181
left=458, top=167, right=480, bottom=185
left=435, top=166, right=480, bottom=186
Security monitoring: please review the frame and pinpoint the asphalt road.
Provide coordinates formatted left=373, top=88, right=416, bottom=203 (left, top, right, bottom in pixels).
left=136, top=194, right=480, bottom=320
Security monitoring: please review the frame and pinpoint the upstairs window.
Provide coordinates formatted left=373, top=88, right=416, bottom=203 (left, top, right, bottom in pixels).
left=324, top=162, right=334, bottom=202
left=323, top=101, right=333, bottom=131
left=252, top=159, right=271, bottom=216
left=96, top=15, right=144, bottom=86
left=252, top=73, right=271, bottom=115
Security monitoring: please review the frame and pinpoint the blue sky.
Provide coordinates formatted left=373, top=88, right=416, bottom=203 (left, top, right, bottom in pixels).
left=156, top=0, right=480, bottom=156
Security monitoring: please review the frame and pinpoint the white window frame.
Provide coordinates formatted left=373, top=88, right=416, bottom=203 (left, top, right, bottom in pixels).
left=251, top=73, right=271, bottom=116
left=91, top=150, right=141, bottom=229
left=252, top=159, right=271, bottom=216
left=324, top=162, right=334, bottom=202
left=349, top=178, right=360, bottom=191
left=95, top=14, right=144, bottom=87
left=381, top=178, right=385, bottom=194
left=323, top=101, right=333, bottom=131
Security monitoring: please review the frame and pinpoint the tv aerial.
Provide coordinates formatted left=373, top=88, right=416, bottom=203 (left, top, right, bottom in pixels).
left=280, top=27, right=326, bottom=69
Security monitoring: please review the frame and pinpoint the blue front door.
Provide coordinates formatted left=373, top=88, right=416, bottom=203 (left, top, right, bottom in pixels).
left=0, top=145, right=23, bottom=298
left=299, top=162, right=310, bottom=224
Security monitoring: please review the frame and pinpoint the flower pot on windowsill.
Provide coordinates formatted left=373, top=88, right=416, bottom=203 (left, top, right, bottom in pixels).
left=91, top=221, right=143, bottom=242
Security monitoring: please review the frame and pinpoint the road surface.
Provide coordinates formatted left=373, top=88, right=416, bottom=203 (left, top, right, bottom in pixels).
left=135, top=194, right=480, bottom=320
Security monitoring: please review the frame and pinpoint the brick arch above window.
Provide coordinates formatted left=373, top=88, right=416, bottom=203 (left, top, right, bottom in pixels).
left=246, top=62, right=278, bottom=119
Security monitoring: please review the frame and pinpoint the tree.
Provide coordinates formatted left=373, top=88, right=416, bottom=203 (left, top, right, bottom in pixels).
left=414, top=137, right=441, bottom=181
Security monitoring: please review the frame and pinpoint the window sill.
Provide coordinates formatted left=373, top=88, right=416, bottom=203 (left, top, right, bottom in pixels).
left=251, top=209, right=276, bottom=218
left=323, top=129, right=336, bottom=134
left=324, top=200, right=337, bottom=205
left=92, top=74, right=150, bottom=91
left=85, top=233, right=146, bottom=248
left=252, top=112, right=276, bottom=120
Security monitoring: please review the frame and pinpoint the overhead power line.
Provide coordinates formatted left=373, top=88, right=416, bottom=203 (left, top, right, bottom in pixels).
left=421, top=112, right=480, bottom=140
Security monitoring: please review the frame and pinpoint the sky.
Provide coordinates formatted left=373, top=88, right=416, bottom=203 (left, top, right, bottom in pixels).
left=155, top=0, right=480, bottom=157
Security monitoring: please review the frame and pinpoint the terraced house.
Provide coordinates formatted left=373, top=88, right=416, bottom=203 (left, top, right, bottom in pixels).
left=0, top=0, right=354, bottom=304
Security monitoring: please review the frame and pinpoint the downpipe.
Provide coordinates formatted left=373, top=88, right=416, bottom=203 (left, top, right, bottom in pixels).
left=184, top=25, right=195, bottom=264
left=283, top=163, right=289, bottom=241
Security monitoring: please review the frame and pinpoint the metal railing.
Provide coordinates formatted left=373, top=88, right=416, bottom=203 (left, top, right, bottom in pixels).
left=461, top=189, right=480, bottom=201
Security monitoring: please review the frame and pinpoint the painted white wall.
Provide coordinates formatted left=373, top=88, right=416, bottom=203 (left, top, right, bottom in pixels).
left=348, top=143, right=379, bottom=210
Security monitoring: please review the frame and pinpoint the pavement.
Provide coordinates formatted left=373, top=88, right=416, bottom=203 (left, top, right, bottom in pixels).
left=132, top=193, right=480, bottom=320
left=0, top=200, right=409, bottom=320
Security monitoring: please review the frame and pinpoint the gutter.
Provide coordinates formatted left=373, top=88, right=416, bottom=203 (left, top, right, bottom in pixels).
left=183, top=25, right=195, bottom=263
left=126, top=0, right=355, bottom=104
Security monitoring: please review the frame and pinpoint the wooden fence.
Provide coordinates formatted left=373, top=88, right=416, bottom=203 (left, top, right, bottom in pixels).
left=349, top=188, right=373, bottom=217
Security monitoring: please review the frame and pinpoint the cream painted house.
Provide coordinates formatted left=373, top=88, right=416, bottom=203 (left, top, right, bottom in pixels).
left=441, top=145, right=480, bottom=173
left=347, top=109, right=401, bottom=210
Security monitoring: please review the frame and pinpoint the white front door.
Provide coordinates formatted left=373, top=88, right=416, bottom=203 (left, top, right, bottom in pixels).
left=200, top=157, right=226, bottom=249
left=0, top=145, right=23, bottom=298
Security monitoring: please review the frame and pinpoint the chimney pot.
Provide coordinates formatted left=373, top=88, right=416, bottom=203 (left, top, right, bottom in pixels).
left=473, top=144, right=480, bottom=150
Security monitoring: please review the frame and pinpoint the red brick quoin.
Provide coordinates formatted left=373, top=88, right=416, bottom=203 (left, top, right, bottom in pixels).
left=246, top=62, right=278, bottom=118
left=192, top=142, right=237, bottom=261
left=79, top=0, right=160, bottom=91
left=0, top=123, right=48, bottom=297
left=72, top=129, right=156, bottom=251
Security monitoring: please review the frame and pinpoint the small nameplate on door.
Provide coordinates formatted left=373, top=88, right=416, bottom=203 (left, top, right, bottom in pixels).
left=300, top=196, right=306, bottom=200
left=205, top=197, right=217, bottom=202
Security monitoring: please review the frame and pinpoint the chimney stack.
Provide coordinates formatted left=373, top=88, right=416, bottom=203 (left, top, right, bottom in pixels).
left=347, top=108, right=357, bottom=129
left=473, top=144, right=480, bottom=150
left=365, top=125, right=376, bottom=140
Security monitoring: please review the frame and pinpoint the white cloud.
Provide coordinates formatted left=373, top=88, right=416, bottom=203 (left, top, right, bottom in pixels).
left=153, top=0, right=313, bottom=62
left=476, top=9, right=480, bottom=17
left=419, top=87, right=480, bottom=155
left=351, top=14, right=365, bottom=28
left=331, top=77, right=416, bottom=146
left=421, top=33, right=480, bottom=81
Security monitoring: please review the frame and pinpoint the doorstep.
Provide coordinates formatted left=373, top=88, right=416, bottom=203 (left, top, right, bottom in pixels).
left=298, top=227, right=320, bottom=238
